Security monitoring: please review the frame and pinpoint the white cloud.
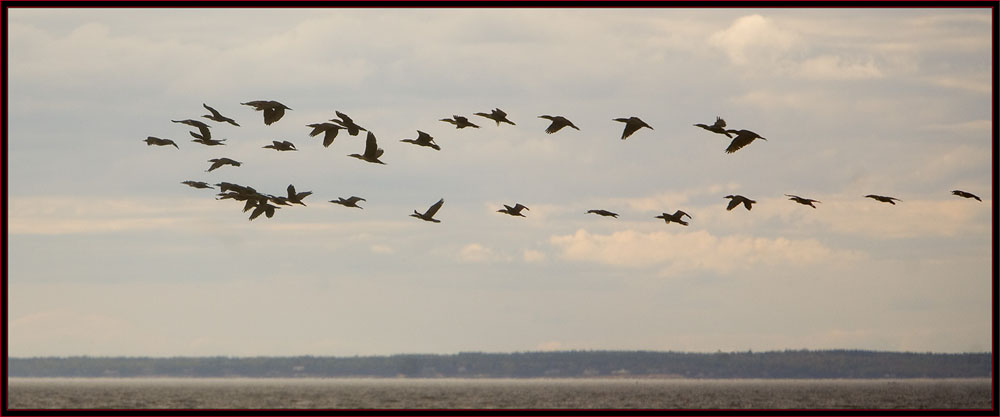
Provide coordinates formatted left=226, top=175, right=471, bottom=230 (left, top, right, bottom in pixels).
left=457, top=243, right=499, bottom=263
left=708, top=14, right=801, bottom=67
left=549, top=228, right=862, bottom=276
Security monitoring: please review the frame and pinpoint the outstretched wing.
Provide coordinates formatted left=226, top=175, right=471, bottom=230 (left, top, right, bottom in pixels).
left=425, top=198, right=444, bottom=217
left=725, top=131, right=755, bottom=153
left=363, top=132, right=378, bottom=157
left=726, top=199, right=740, bottom=211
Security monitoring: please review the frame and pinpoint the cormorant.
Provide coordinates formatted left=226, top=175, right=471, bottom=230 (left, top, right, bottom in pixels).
left=181, top=181, right=213, bottom=189
left=724, top=195, right=756, bottom=211
left=307, top=122, right=347, bottom=147
left=474, top=108, right=516, bottom=126
left=694, top=117, right=733, bottom=138
left=263, top=140, right=297, bottom=151
left=952, top=190, right=982, bottom=201
left=143, top=136, right=178, bottom=148
left=498, top=203, right=529, bottom=217
left=330, top=196, right=366, bottom=209
left=440, top=115, right=480, bottom=129
left=411, top=198, right=444, bottom=222
left=206, top=157, right=242, bottom=172
left=724, top=129, right=766, bottom=153
left=241, top=100, right=292, bottom=125
left=348, top=131, right=386, bottom=164
left=786, top=194, right=820, bottom=208
left=613, top=117, right=653, bottom=140
left=399, top=130, right=440, bottom=150
left=656, top=210, right=691, bottom=226
left=202, top=104, right=240, bottom=126
left=865, top=194, right=901, bottom=205
left=331, top=111, right=367, bottom=136
left=286, top=184, right=312, bottom=206
left=172, top=119, right=212, bottom=140
left=538, top=115, right=580, bottom=134
left=587, top=209, right=619, bottom=218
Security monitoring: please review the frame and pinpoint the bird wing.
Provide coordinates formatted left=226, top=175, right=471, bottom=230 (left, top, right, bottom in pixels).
left=514, top=204, right=529, bottom=212
left=743, top=199, right=753, bottom=210
left=725, top=131, right=755, bottom=153
left=204, top=104, right=222, bottom=118
left=621, top=120, right=642, bottom=140
left=726, top=199, right=740, bottom=211
left=322, top=129, right=339, bottom=147
left=675, top=210, right=691, bottom=219
left=263, top=107, right=285, bottom=125
left=363, top=132, right=378, bottom=157
left=425, top=198, right=444, bottom=217
left=347, top=196, right=366, bottom=204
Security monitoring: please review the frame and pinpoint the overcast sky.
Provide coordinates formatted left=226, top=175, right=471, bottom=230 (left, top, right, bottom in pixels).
left=8, top=8, right=994, bottom=357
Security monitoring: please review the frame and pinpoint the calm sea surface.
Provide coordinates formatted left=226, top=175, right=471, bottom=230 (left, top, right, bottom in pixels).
left=7, top=377, right=993, bottom=409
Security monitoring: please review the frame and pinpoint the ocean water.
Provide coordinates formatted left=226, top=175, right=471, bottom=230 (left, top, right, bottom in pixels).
left=7, top=377, right=993, bottom=410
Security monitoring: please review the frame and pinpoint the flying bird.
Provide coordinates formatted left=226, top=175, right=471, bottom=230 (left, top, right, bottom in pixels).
left=952, top=190, right=982, bottom=201
left=267, top=195, right=293, bottom=206
left=241, top=100, right=292, bottom=125
left=330, top=196, right=366, bottom=209
left=411, top=198, right=444, bottom=223
left=613, top=117, right=653, bottom=140
left=181, top=181, right=213, bottom=189
left=724, top=129, right=767, bottom=153
left=693, top=117, right=733, bottom=138
left=202, top=104, right=240, bottom=126
left=656, top=210, right=691, bottom=226
left=263, top=140, right=297, bottom=151
left=248, top=201, right=280, bottom=221
left=586, top=209, right=619, bottom=218
left=307, top=122, right=347, bottom=147
left=440, top=115, right=480, bottom=129
left=172, top=119, right=212, bottom=140
left=865, top=194, right=901, bottom=205
left=474, top=108, right=516, bottom=126
left=348, top=131, right=386, bottom=164
left=191, top=136, right=227, bottom=146
left=538, top=115, right=580, bottom=134
left=786, top=194, right=820, bottom=208
left=206, top=157, right=242, bottom=172
left=724, top=195, right=756, bottom=211
left=497, top=203, right=529, bottom=217
left=143, top=136, right=178, bottom=148
left=283, top=184, right=312, bottom=206
left=399, top=130, right=440, bottom=151
left=331, top=111, right=367, bottom=136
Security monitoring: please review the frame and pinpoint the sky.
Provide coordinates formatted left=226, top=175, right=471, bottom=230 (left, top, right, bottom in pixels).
left=6, top=7, right=995, bottom=357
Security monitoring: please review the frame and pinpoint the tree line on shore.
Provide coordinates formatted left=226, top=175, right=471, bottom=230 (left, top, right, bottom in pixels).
left=8, top=350, right=991, bottom=379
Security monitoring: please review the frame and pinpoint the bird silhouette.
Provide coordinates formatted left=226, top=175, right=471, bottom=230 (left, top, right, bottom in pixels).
left=330, top=196, right=366, bottom=209
left=440, top=115, right=480, bottom=129
left=613, top=117, right=653, bottom=140
left=411, top=198, right=444, bottom=222
left=399, top=130, right=440, bottom=151
left=330, top=111, right=367, bottom=136
left=724, top=195, right=756, bottom=211
left=307, top=122, right=347, bottom=147
left=172, top=119, right=212, bottom=140
left=241, top=100, right=292, bottom=125
left=191, top=136, right=227, bottom=146
left=474, top=108, right=516, bottom=126
left=865, top=194, right=901, bottom=205
left=268, top=195, right=293, bottom=206
left=786, top=194, right=820, bottom=208
left=952, top=190, right=982, bottom=201
left=656, top=210, right=691, bottom=226
left=181, top=180, right=213, bottom=189
left=724, top=129, right=767, bottom=153
left=497, top=203, right=529, bottom=217
left=694, top=117, right=733, bottom=138
left=263, top=140, right=297, bottom=151
left=202, top=104, right=240, bottom=126
left=206, top=157, right=242, bottom=172
left=286, top=184, right=312, bottom=206
left=248, top=201, right=280, bottom=221
left=586, top=209, right=619, bottom=218
left=538, top=115, right=580, bottom=134
left=348, top=131, right=386, bottom=164
left=143, top=136, right=178, bottom=148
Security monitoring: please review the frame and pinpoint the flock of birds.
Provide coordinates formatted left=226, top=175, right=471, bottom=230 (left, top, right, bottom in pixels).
left=144, top=101, right=984, bottom=223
